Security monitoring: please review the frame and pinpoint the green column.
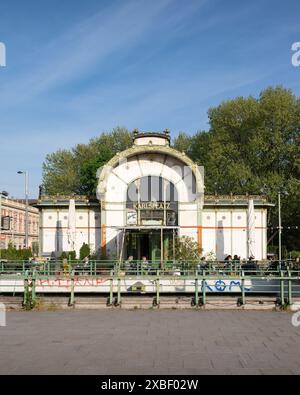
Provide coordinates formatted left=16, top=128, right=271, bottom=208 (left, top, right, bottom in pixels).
left=109, top=278, right=113, bottom=306
left=117, top=278, right=121, bottom=305
left=69, top=270, right=75, bottom=306
left=280, top=270, right=285, bottom=306
left=195, top=278, right=199, bottom=306
left=288, top=270, right=293, bottom=306
left=202, top=272, right=206, bottom=306
left=156, top=277, right=160, bottom=306
left=23, top=271, right=29, bottom=307
left=163, top=234, right=169, bottom=262
left=241, top=271, right=245, bottom=306
left=31, top=270, right=36, bottom=307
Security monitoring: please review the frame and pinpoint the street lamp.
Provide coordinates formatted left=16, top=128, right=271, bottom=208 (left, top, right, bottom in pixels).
left=260, top=185, right=288, bottom=264
left=17, top=171, right=29, bottom=249
left=0, top=191, right=9, bottom=258
left=278, top=190, right=289, bottom=263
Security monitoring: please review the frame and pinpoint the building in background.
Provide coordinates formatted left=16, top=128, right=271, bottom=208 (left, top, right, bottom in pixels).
left=37, top=131, right=273, bottom=261
left=0, top=196, right=39, bottom=250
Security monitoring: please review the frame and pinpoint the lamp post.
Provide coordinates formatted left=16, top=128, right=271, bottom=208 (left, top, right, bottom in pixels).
left=278, top=191, right=282, bottom=264
left=0, top=191, right=9, bottom=258
left=17, top=171, right=29, bottom=249
left=260, top=185, right=287, bottom=264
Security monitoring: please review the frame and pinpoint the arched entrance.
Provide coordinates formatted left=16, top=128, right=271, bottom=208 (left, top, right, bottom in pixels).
left=125, top=176, right=178, bottom=261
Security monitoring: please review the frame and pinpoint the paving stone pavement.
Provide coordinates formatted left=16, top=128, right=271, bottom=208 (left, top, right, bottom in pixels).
left=0, top=310, right=300, bottom=375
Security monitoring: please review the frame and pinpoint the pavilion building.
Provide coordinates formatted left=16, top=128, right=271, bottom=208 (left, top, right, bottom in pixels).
left=37, top=131, right=272, bottom=261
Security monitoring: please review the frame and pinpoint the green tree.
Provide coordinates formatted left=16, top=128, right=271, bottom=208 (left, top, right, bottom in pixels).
left=170, top=236, right=202, bottom=262
left=186, top=86, right=300, bottom=252
left=42, top=127, right=132, bottom=195
left=42, top=150, right=78, bottom=195
left=79, top=243, right=91, bottom=260
left=172, top=132, right=193, bottom=154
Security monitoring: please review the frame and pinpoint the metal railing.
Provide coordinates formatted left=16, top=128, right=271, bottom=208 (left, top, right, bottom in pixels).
left=1, top=260, right=300, bottom=310
left=0, top=259, right=298, bottom=277
left=14, top=269, right=300, bottom=310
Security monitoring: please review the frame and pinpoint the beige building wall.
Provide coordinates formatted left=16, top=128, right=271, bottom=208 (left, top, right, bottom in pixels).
left=0, top=197, right=39, bottom=249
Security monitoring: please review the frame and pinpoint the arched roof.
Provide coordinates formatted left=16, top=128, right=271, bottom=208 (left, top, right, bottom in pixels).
left=97, top=144, right=204, bottom=201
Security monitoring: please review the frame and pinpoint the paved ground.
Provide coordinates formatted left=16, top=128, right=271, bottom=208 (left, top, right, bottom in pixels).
left=0, top=310, right=300, bottom=375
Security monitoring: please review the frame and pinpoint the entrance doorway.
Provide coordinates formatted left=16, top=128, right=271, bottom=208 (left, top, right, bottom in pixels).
left=125, top=229, right=174, bottom=262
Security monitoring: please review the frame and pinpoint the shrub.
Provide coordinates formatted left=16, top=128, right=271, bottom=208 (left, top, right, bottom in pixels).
left=79, top=243, right=91, bottom=260
left=60, top=250, right=76, bottom=260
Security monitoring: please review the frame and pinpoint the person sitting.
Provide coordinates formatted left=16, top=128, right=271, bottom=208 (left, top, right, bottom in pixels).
left=141, top=256, right=149, bottom=274
left=125, top=255, right=134, bottom=274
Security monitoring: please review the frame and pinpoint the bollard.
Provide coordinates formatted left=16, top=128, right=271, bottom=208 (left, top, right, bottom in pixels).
left=288, top=270, right=293, bottom=306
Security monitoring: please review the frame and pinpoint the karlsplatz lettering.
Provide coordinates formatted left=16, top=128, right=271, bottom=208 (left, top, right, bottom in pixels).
left=100, top=379, right=135, bottom=392
left=134, top=201, right=170, bottom=210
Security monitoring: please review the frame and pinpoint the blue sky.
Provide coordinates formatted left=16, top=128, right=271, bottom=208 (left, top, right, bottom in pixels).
left=1, top=0, right=300, bottom=197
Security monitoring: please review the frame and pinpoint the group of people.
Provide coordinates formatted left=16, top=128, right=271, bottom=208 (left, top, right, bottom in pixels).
left=224, top=255, right=256, bottom=263
left=125, top=255, right=150, bottom=273
left=224, top=254, right=242, bottom=262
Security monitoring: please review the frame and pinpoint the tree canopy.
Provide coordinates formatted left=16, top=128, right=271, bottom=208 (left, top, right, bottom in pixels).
left=42, top=127, right=132, bottom=195
left=173, top=86, right=300, bottom=252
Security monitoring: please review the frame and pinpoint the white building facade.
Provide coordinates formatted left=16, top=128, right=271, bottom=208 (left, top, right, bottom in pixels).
left=37, top=131, right=272, bottom=261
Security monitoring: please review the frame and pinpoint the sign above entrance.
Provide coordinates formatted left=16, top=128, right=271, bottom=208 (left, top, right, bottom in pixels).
left=134, top=202, right=170, bottom=210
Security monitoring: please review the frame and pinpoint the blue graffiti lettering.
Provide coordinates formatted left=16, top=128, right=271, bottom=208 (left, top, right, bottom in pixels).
left=215, top=280, right=226, bottom=292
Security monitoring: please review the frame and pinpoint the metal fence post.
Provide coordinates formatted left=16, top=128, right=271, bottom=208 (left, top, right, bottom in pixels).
left=109, top=278, right=113, bottom=306
left=195, top=277, right=199, bottom=306
left=23, top=270, right=29, bottom=307
left=202, top=272, right=206, bottom=306
left=156, top=277, right=160, bottom=306
left=280, top=270, right=285, bottom=306
left=288, top=270, right=293, bottom=306
left=31, top=270, right=36, bottom=307
left=69, top=270, right=75, bottom=306
left=117, top=278, right=121, bottom=305
left=241, top=271, right=245, bottom=306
